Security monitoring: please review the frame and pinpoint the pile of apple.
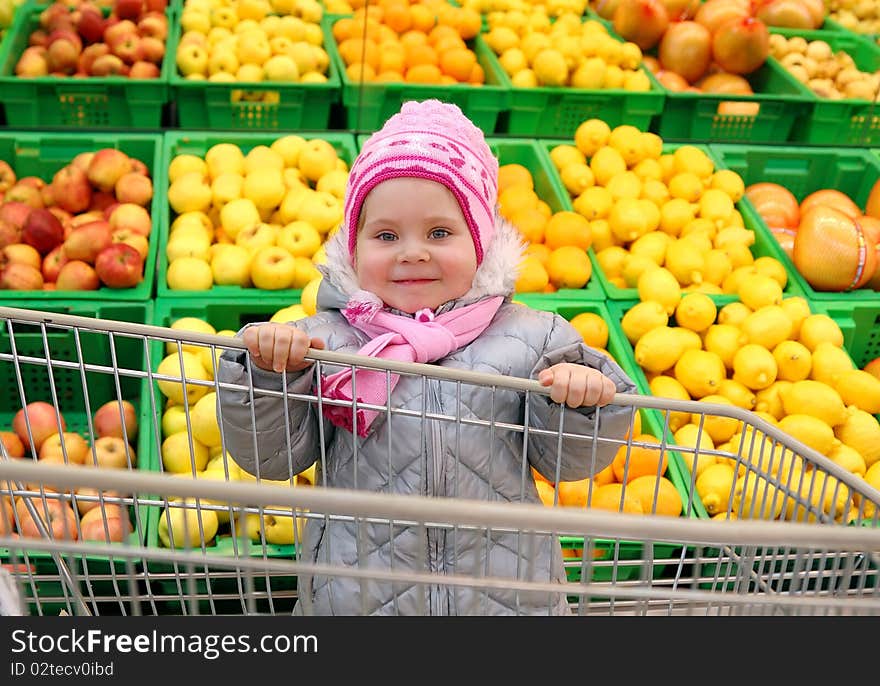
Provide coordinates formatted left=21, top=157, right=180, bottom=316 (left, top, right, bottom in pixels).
left=176, top=0, right=330, bottom=85
left=152, top=316, right=314, bottom=549
left=164, top=134, right=344, bottom=292
left=826, top=0, right=880, bottom=35
left=0, top=398, right=139, bottom=544
left=0, top=148, right=153, bottom=291
left=0, top=0, right=24, bottom=43
left=14, top=0, right=168, bottom=79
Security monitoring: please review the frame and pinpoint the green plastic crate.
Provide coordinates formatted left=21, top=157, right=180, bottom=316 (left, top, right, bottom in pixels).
left=0, top=131, right=162, bottom=301
left=325, top=17, right=509, bottom=135
left=538, top=140, right=803, bottom=303
left=143, top=296, right=306, bottom=614
left=158, top=130, right=358, bottom=301
left=712, top=143, right=880, bottom=301
left=772, top=27, right=880, bottom=146
left=810, top=299, right=880, bottom=369
left=521, top=298, right=695, bottom=584
left=486, top=38, right=664, bottom=139
left=168, top=15, right=341, bottom=131
left=0, top=4, right=172, bottom=128
left=0, top=300, right=158, bottom=613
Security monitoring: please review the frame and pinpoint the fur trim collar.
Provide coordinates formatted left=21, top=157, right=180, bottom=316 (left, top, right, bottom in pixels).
left=316, top=213, right=525, bottom=312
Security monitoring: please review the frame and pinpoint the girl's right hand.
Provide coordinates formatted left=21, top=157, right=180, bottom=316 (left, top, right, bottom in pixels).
left=243, top=323, right=326, bottom=374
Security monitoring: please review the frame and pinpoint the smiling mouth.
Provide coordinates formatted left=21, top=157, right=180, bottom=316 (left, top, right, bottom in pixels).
left=393, top=279, right=436, bottom=284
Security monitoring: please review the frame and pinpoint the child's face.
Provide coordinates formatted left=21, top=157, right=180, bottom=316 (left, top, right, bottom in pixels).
left=354, top=177, right=478, bottom=314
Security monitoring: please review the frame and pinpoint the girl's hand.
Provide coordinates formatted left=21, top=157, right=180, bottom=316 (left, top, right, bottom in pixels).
left=538, top=363, right=617, bottom=408
left=243, top=323, right=326, bottom=374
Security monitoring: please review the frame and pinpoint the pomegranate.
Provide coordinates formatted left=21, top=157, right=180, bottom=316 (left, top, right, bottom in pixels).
left=793, top=206, right=878, bottom=291
left=712, top=16, right=770, bottom=75
left=694, top=0, right=751, bottom=34
left=799, top=189, right=861, bottom=220
left=658, top=20, right=713, bottom=84
left=612, top=0, right=670, bottom=51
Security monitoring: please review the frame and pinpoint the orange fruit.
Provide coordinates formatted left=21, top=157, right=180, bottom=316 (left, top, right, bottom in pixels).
left=468, top=62, right=485, bottom=84
left=514, top=255, right=549, bottom=292
left=383, top=2, right=412, bottom=33
left=546, top=246, right=592, bottom=289
left=409, top=3, right=436, bottom=32
left=439, top=46, right=476, bottom=81
left=346, top=62, right=376, bottom=82
left=378, top=46, right=406, bottom=74
left=544, top=211, right=592, bottom=250
left=569, top=311, right=608, bottom=349
left=404, top=42, right=438, bottom=68
left=404, top=63, right=442, bottom=83
left=535, top=479, right=556, bottom=507
left=611, top=434, right=665, bottom=483
left=593, top=462, right=616, bottom=486
left=338, top=37, right=380, bottom=70
left=524, top=242, right=551, bottom=267
left=456, top=7, right=481, bottom=39
left=399, top=29, right=428, bottom=49
left=509, top=207, right=547, bottom=244
left=626, top=475, right=683, bottom=516
left=589, top=483, right=644, bottom=513
left=499, top=186, right=539, bottom=219
left=376, top=70, right=405, bottom=82
left=332, top=17, right=357, bottom=42
left=557, top=478, right=593, bottom=508
left=428, top=23, right=459, bottom=46
left=498, top=163, right=534, bottom=193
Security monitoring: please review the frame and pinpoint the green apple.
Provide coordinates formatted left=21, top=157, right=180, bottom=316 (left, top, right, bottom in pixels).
left=158, top=501, right=219, bottom=548
left=277, top=220, right=321, bottom=258
left=250, top=246, right=297, bottom=290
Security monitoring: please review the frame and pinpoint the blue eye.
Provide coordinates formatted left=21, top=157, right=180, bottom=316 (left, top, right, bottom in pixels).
left=376, top=232, right=396, bottom=241
left=430, top=228, right=451, bottom=239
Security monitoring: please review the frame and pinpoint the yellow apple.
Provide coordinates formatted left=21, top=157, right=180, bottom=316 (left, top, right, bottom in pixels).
left=166, top=256, right=214, bottom=291
left=315, top=168, right=348, bottom=201
left=250, top=245, right=297, bottom=290
left=162, top=431, right=210, bottom=474
left=236, top=62, right=264, bottom=81
left=243, top=506, right=306, bottom=545
left=211, top=173, right=244, bottom=209
left=237, top=28, right=271, bottom=65
left=279, top=184, right=309, bottom=224
left=244, top=145, right=284, bottom=175
left=292, top=255, right=321, bottom=288
left=297, top=190, right=342, bottom=234
left=207, top=26, right=233, bottom=46
left=156, top=351, right=211, bottom=405
left=234, top=19, right=261, bottom=35
left=270, top=304, right=308, bottom=323
left=176, top=41, right=209, bottom=76
left=196, top=469, right=236, bottom=524
left=190, top=391, right=222, bottom=448
left=297, top=138, right=338, bottom=183
left=296, top=0, right=323, bottom=24
left=168, top=171, right=212, bottom=214
left=166, top=232, right=212, bottom=263
left=170, top=220, right=214, bottom=244
left=286, top=41, right=317, bottom=74
left=277, top=220, right=321, bottom=258
left=311, top=245, right=327, bottom=265
left=205, top=451, right=242, bottom=480
left=219, top=197, right=260, bottom=240
left=205, top=143, right=245, bottom=180
left=171, top=210, right=213, bottom=235
left=158, top=501, right=219, bottom=548
left=303, top=21, right=323, bottom=45
left=276, top=15, right=306, bottom=41
left=242, top=168, right=285, bottom=210
left=167, top=316, right=217, bottom=356
left=282, top=167, right=306, bottom=188
left=210, top=243, right=252, bottom=288
left=169, top=154, right=208, bottom=184
left=299, top=71, right=327, bottom=83
left=271, top=134, right=307, bottom=168
left=300, top=275, right=321, bottom=316
left=311, top=45, right=329, bottom=72
left=208, top=49, right=240, bottom=76
left=236, top=221, right=277, bottom=254
left=208, top=72, right=236, bottom=83
left=162, top=404, right=188, bottom=437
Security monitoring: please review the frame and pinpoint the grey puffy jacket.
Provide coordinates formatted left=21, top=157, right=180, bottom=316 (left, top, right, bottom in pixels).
left=216, top=217, right=637, bottom=615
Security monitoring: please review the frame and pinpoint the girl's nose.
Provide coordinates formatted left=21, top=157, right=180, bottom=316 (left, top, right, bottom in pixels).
left=397, top=241, right=430, bottom=262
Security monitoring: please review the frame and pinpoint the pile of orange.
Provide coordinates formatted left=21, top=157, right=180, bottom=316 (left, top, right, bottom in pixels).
left=332, top=0, right=484, bottom=84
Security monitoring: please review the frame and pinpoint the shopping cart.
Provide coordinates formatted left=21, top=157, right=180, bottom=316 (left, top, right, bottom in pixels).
left=1, top=305, right=879, bottom=617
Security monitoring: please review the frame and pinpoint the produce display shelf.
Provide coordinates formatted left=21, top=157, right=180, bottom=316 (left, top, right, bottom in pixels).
left=167, top=13, right=341, bottom=131
left=158, top=129, right=358, bottom=301
left=0, top=131, right=162, bottom=302
left=809, top=299, right=880, bottom=370
left=0, top=300, right=157, bottom=602
left=324, top=17, right=509, bottom=135
left=712, top=143, right=880, bottom=302
left=772, top=27, right=880, bottom=147
left=0, top=4, right=172, bottom=128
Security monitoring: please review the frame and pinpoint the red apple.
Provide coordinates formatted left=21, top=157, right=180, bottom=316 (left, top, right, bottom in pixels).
left=29, top=29, right=50, bottom=47
left=116, top=0, right=144, bottom=22
left=79, top=504, right=132, bottom=542
left=91, top=435, right=137, bottom=468
left=111, top=228, right=149, bottom=259
left=108, top=202, right=151, bottom=235
left=78, top=42, right=109, bottom=72
left=88, top=191, right=117, bottom=213
left=114, top=171, right=153, bottom=205
left=63, top=220, right=112, bottom=262
left=128, top=158, right=148, bottom=176
left=22, top=208, right=64, bottom=255
left=90, top=53, right=126, bottom=76
left=39, top=431, right=89, bottom=465
left=108, top=32, right=143, bottom=64
left=0, top=219, right=22, bottom=249
left=69, top=209, right=106, bottom=228
left=46, top=29, right=83, bottom=73
left=56, top=259, right=100, bottom=290
left=51, top=164, right=92, bottom=214
left=40, top=3, right=73, bottom=31
left=104, top=19, right=137, bottom=46
left=5, top=182, right=44, bottom=209
left=144, top=0, right=168, bottom=13
left=0, top=431, right=25, bottom=458
left=87, top=148, right=131, bottom=192
left=74, top=487, right=124, bottom=517
left=15, top=496, right=79, bottom=540
left=93, top=398, right=138, bottom=441
left=0, top=262, right=44, bottom=290
left=73, top=6, right=105, bottom=44
left=16, top=176, right=45, bottom=190
left=0, top=161, right=16, bottom=192
left=137, top=11, right=167, bottom=40
left=71, top=151, right=95, bottom=174
left=41, top=244, right=69, bottom=282
left=12, top=401, right=66, bottom=452
left=0, top=497, right=14, bottom=536
left=3, top=243, right=42, bottom=270
left=94, top=242, right=143, bottom=288
left=0, top=202, right=33, bottom=232
left=128, top=59, right=159, bottom=78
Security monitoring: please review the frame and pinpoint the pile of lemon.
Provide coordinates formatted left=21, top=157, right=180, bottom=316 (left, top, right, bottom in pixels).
left=552, top=118, right=770, bottom=296
left=622, top=273, right=880, bottom=522
left=483, top=12, right=650, bottom=89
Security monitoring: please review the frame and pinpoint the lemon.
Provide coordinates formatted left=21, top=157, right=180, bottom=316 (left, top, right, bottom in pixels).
left=754, top=380, right=792, bottom=420
left=702, top=324, right=744, bottom=370
left=717, top=301, right=752, bottom=327
left=861, top=463, right=880, bottom=518
left=696, top=463, right=735, bottom=515
left=697, top=394, right=741, bottom=444
left=607, top=124, right=644, bottom=166
left=637, top=266, right=681, bottom=315
left=649, top=375, right=691, bottom=431
left=674, top=349, right=726, bottom=398
left=779, top=296, right=811, bottom=337
left=827, top=443, right=867, bottom=477
left=673, top=145, right=715, bottom=179
left=559, top=163, right=595, bottom=196
left=156, top=351, right=211, bottom=405
left=569, top=312, right=609, bottom=349
left=738, top=274, right=783, bottom=310
left=732, top=343, right=778, bottom=391
left=633, top=159, right=664, bottom=183
left=640, top=132, right=664, bottom=160
left=714, top=226, right=755, bottom=250
left=697, top=188, right=734, bottom=226
left=634, top=326, right=687, bottom=373
left=798, top=314, right=844, bottom=351
left=809, top=341, right=854, bottom=385
left=589, top=219, right=614, bottom=252
left=667, top=172, right=703, bottom=202
left=831, top=369, right=880, bottom=414
left=590, top=146, right=627, bottom=186
left=674, top=292, right=716, bottom=333
left=659, top=198, right=696, bottom=237
left=664, top=239, right=706, bottom=286
left=834, top=407, right=880, bottom=467
left=623, top=253, right=660, bottom=288
left=641, top=179, right=670, bottom=208
left=572, top=185, right=613, bottom=220
left=721, top=265, right=756, bottom=294
left=785, top=470, right=852, bottom=523
left=549, top=144, right=586, bottom=171
left=717, top=379, right=757, bottom=410
left=733, top=473, right=784, bottom=520
left=740, top=305, right=793, bottom=350
left=729, top=427, right=803, bottom=478
left=595, top=246, right=628, bottom=277
left=752, top=256, right=788, bottom=288
left=702, top=249, right=733, bottom=286
left=772, top=340, right=812, bottom=382
left=511, top=68, right=539, bottom=87
left=679, top=229, right=714, bottom=256
left=621, top=301, right=668, bottom=344
left=533, top=48, right=569, bottom=86
left=674, top=327, right=703, bottom=354
left=574, top=118, right=611, bottom=158
left=515, top=255, right=550, bottom=293
left=629, top=231, right=671, bottom=265
left=709, top=169, right=745, bottom=202
left=675, top=424, right=717, bottom=478
left=605, top=170, right=643, bottom=201
left=777, top=413, right=838, bottom=456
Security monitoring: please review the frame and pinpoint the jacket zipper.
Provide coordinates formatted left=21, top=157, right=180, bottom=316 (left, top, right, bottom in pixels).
left=427, top=379, right=445, bottom=614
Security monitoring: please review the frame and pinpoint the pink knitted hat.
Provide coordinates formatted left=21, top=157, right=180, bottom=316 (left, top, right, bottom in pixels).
left=344, top=99, right=499, bottom=264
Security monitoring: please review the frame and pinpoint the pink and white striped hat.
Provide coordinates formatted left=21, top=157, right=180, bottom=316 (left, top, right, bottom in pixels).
left=343, top=99, right=499, bottom=264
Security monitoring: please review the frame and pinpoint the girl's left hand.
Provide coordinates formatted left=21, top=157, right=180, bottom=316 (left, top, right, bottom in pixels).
left=538, top=363, right=617, bottom=408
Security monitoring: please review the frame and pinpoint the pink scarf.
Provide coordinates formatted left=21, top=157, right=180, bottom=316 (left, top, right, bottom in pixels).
left=320, top=292, right=504, bottom=437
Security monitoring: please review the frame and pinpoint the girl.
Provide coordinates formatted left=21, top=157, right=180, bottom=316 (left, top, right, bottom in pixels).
left=217, top=100, right=637, bottom=615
